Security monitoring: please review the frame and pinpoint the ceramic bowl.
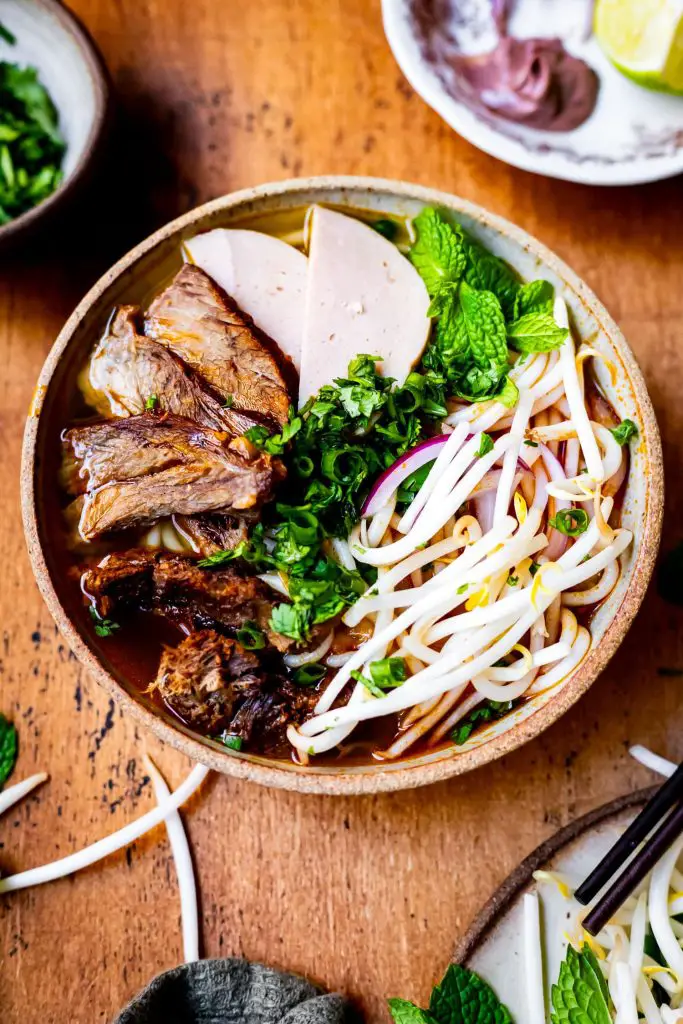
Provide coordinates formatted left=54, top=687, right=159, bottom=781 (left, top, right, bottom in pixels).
left=21, top=176, right=664, bottom=795
left=0, top=0, right=109, bottom=245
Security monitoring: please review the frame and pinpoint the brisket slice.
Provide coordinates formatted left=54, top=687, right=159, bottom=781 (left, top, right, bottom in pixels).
left=150, top=629, right=314, bottom=743
left=63, top=414, right=284, bottom=540
left=144, top=264, right=291, bottom=430
left=87, top=305, right=264, bottom=437
left=172, top=513, right=249, bottom=557
left=81, top=549, right=291, bottom=652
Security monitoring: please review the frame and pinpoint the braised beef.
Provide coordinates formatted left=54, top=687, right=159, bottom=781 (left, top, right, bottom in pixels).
left=82, top=549, right=291, bottom=651
left=151, top=629, right=315, bottom=745
left=64, top=414, right=283, bottom=540
left=172, top=513, right=249, bottom=556
left=145, top=265, right=291, bottom=429
left=86, top=305, right=264, bottom=437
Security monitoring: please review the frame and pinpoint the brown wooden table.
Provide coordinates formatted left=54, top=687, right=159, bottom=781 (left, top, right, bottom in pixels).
left=1, top=2, right=682, bottom=1020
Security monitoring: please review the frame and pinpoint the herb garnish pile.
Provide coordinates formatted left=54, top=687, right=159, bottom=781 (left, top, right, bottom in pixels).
left=201, top=208, right=565, bottom=645
left=389, top=944, right=612, bottom=1024
left=0, top=42, right=66, bottom=224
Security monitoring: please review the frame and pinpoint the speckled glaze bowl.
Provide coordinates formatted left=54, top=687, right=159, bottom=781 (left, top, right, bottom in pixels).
left=21, top=177, right=664, bottom=795
left=0, top=0, right=110, bottom=245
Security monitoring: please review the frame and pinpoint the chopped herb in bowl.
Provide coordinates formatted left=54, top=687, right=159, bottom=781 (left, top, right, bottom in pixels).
left=0, top=55, right=66, bottom=224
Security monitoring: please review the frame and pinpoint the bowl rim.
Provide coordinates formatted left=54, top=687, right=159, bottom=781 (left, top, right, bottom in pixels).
left=452, top=785, right=657, bottom=967
left=0, top=0, right=111, bottom=244
left=20, top=174, right=665, bottom=796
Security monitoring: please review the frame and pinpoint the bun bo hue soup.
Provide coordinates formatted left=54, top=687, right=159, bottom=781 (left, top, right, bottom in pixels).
left=54, top=203, right=637, bottom=765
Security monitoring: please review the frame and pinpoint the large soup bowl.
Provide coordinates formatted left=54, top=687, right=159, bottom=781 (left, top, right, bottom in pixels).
left=21, top=177, right=663, bottom=795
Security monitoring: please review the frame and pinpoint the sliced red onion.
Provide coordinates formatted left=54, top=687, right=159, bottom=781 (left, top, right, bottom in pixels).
left=539, top=443, right=571, bottom=559
left=472, top=491, right=496, bottom=535
left=361, top=435, right=450, bottom=517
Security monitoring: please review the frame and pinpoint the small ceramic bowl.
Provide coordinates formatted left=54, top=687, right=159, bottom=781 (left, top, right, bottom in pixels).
left=21, top=176, right=664, bottom=795
left=0, top=0, right=109, bottom=245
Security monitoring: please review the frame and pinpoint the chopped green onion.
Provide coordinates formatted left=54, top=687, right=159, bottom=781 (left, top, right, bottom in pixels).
left=236, top=621, right=266, bottom=650
left=221, top=734, right=243, bottom=751
left=372, top=218, right=398, bottom=241
left=548, top=508, right=589, bottom=537
left=145, top=394, right=159, bottom=411
left=292, top=664, right=326, bottom=686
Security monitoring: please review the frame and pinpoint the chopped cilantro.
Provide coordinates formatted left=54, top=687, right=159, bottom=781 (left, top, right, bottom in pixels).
left=610, top=418, right=638, bottom=446
left=145, top=394, right=158, bottom=411
left=89, top=605, right=120, bottom=638
left=452, top=699, right=514, bottom=745
left=0, top=61, right=65, bottom=224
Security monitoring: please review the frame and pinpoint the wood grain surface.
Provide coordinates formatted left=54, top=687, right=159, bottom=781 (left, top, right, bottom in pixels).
left=1, top=2, right=682, bottom=1020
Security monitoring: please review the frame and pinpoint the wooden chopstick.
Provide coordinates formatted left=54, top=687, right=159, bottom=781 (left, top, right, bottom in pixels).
left=576, top=760, right=683, bottom=906
left=582, top=799, right=683, bottom=936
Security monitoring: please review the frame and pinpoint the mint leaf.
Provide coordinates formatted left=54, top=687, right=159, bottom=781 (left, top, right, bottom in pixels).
left=475, top=433, right=494, bottom=457
left=463, top=240, right=520, bottom=318
left=610, top=419, right=638, bottom=446
left=550, top=945, right=612, bottom=1024
left=388, top=999, right=438, bottom=1024
left=497, top=376, right=519, bottom=408
left=0, top=713, right=17, bottom=788
left=410, top=208, right=467, bottom=297
left=513, top=280, right=554, bottom=318
left=459, top=282, right=508, bottom=369
left=507, top=312, right=568, bottom=353
left=429, top=964, right=513, bottom=1024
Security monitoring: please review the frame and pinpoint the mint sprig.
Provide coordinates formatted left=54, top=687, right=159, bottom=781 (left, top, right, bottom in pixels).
left=551, top=945, right=612, bottom=1024
left=513, top=279, right=555, bottom=318
left=410, top=207, right=467, bottom=297
left=390, top=964, right=513, bottom=1024
left=507, top=312, right=568, bottom=353
left=0, top=712, right=18, bottom=788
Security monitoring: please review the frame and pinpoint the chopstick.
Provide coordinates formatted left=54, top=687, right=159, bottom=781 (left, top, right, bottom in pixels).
left=576, top=760, right=683, bottom=905
left=576, top=760, right=683, bottom=937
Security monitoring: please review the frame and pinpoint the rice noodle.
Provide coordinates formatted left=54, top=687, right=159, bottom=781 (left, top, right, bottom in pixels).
left=283, top=631, right=334, bottom=668
left=0, top=772, right=48, bottom=816
left=0, top=764, right=209, bottom=894
left=144, top=755, right=199, bottom=964
left=524, top=893, right=546, bottom=1024
left=555, top=297, right=604, bottom=481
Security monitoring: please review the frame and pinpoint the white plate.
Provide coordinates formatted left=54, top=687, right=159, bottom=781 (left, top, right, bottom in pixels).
left=382, top=0, right=683, bottom=186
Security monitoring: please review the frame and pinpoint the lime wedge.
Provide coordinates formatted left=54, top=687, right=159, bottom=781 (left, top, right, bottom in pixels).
left=594, top=0, right=683, bottom=94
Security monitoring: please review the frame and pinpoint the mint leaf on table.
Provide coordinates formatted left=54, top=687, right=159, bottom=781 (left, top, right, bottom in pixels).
left=550, top=945, right=612, bottom=1024
left=410, top=207, right=467, bottom=297
left=429, top=964, right=513, bottom=1024
left=514, top=279, right=555, bottom=318
left=507, top=312, right=568, bottom=353
left=0, top=712, right=18, bottom=788
left=388, top=999, right=438, bottom=1024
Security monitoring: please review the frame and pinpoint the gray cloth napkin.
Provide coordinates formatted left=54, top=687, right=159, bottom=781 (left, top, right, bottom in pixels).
left=113, top=958, right=357, bottom=1024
